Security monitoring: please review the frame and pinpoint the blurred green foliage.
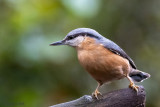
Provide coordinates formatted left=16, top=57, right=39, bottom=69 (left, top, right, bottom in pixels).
left=0, top=0, right=160, bottom=107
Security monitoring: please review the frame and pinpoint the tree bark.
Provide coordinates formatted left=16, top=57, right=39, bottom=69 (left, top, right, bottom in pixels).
left=50, top=85, right=146, bottom=107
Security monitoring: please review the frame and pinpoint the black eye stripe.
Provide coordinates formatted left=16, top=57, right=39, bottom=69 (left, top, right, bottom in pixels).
left=67, top=35, right=79, bottom=40
left=87, top=34, right=100, bottom=39
left=68, top=36, right=73, bottom=39
left=66, top=33, right=99, bottom=41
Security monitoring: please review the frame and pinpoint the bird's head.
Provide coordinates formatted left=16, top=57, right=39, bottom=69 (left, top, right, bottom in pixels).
left=50, top=28, right=103, bottom=47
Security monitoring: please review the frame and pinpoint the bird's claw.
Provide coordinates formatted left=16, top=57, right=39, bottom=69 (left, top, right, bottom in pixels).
left=92, top=90, right=103, bottom=100
left=129, top=83, right=139, bottom=92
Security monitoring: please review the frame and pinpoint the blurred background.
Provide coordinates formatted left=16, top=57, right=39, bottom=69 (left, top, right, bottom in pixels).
left=0, top=0, right=160, bottom=107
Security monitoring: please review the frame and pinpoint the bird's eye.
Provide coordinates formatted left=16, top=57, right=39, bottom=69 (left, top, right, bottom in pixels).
left=68, top=36, right=74, bottom=40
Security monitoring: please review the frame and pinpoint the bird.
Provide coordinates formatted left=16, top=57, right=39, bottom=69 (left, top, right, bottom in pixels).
left=50, top=28, right=150, bottom=99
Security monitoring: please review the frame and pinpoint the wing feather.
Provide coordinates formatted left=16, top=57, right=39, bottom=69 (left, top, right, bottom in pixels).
left=100, top=38, right=137, bottom=69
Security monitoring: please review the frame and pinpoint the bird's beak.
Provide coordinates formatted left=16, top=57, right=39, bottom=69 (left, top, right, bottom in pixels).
left=50, top=40, right=65, bottom=46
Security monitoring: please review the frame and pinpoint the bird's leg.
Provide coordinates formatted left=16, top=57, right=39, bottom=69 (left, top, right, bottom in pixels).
left=126, top=75, right=139, bottom=92
left=92, top=83, right=102, bottom=99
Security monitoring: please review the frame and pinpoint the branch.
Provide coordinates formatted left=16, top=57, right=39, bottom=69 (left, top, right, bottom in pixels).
left=50, top=85, right=146, bottom=107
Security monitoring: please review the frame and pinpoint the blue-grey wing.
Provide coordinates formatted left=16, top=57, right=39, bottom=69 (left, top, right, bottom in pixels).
left=100, top=38, right=137, bottom=69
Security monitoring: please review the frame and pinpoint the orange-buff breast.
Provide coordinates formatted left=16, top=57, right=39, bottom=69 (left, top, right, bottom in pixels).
left=77, top=37, right=130, bottom=84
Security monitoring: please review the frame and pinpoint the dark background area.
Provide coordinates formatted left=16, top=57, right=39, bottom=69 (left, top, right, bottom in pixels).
left=0, top=0, right=160, bottom=107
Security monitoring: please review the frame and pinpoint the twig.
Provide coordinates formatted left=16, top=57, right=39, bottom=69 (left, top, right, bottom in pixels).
left=50, top=85, right=146, bottom=107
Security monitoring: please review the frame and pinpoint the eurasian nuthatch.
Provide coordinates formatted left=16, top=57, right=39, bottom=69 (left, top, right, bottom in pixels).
left=50, top=28, right=150, bottom=99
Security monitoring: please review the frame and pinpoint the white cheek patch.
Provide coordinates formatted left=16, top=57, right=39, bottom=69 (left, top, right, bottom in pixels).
left=67, top=36, right=85, bottom=46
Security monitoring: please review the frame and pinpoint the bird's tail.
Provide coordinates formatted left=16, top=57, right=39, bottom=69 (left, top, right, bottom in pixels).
left=129, top=69, right=150, bottom=82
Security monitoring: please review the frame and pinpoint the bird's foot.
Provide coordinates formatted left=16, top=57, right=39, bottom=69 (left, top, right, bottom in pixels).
left=129, top=82, right=139, bottom=92
left=92, top=90, right=103, bottom=100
